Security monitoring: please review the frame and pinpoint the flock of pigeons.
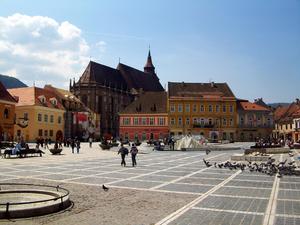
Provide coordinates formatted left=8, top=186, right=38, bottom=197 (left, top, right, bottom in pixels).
left=203, top=152, right=300, bottom=178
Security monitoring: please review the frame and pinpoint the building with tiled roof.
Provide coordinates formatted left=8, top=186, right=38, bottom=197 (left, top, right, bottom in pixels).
left=8, top=87, right=65, bottom=142
left=44, top=85, right=100, bottom=140
left=168, top=82, right=237, bottom=141
left=0, top=82, right=17, bottom=141
left=273, top=99, right=300, bottom=141
left=119, top=92, right=168, bottom=141
left=70, top=50, right=164, bottom=137
left=236, top=99, right=273, bottom=141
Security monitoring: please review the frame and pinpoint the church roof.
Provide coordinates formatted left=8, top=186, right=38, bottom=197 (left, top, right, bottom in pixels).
left=144, top=50, right=155, bottom=69
left=77, top=60, right=164, bottom=92
left=120, top=92, right=167, bottom=114
left=117, top=63, right=164, bottom=91
left=168, top=82, right=235, bottom=99
left=79, top=61, right=127, bottom=89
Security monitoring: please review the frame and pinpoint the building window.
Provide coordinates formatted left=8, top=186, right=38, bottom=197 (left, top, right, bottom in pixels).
left=200, top=105, right=204, bottom=112
left=38, top=113, right=42, bottom=122
left=170, top=104, right=175, bottom=113
left=193, top=117, right=197, bottom=124
left=186, top=117, right=190, bottom=125
left=44, top=130, right=48, bottom=136
left=150, top=117, right=155, bottom=125
left=133, top=117, right=139, bottom=125
left=223, top=118, right=227, bottom=126
left=158, top=117, right=165, bottom=126
left=223, top=105, right=226, bottom=113
left=208, top=118, right=213, bottom=125
left=58, top=116, right=62, bottom=124
left=229, top=105, right=233, bottom=113
left=290, top=124, right=292, bottom=129
left=50, top=115, right=54, bottom=123
left=240, top=117, right=244, bottom=125
left=142, top=118, right=147, bottom=125
left=216, top=105, right=220, bottom=112
left=170, top=118, right=175, bottom=125
left=142, top=132, right=147, bottom=140
left=185, top=104, right=190, bottom=113
left=229, top=118, right=233, bottom=126
left=178, top=117, right=182, bottom=126
left=38, top=129, right=43, bottom=136
left=200, top=118, right=205, bottom=126
left=134, top=133, right=139, bottom=140
left=4, top=108, right=9, bottom=119
left=208, top=105, right=213, bottom=112
left=44, top=114, right=48, bottom=122
left=193, top=104, right=197, bottom=112
left=223, top=132, right=227, bottom=140
left=178, top=104, right=183, bottom=112
left=123, top=118, right=130, bottom=125
left=49, top=130, right=53, bottom=137
left=24, top=112, right=28, bottom=120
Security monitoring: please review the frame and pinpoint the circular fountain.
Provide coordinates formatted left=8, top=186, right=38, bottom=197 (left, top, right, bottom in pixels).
left=0, top=183, right=71, bottom=219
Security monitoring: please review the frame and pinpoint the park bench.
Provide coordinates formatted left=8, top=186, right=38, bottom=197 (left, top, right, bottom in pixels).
left=3, top=149, right=45, bottom=158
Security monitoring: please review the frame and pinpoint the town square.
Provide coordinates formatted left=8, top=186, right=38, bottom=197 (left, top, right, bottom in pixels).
left=0, top=0, right=300, bottom=224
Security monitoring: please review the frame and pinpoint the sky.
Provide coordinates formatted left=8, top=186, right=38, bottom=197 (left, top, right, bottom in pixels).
left=0, top=0, right=299, bottom=103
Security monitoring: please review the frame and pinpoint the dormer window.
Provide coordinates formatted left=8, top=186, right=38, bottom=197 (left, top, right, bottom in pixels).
left=38, top=95, right=46, bottom=104
left=50, top=97, right=58, bottom=106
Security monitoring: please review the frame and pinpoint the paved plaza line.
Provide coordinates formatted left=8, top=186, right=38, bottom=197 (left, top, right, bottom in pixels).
left=192, top=206, right=265, bottom=216
left=150, top=153, right=226, bottom=190
left=210, top=194, right=269, bottom=200
left=276, top=214, right=300, bottom=219
left=155, top=170, right=242, bottom=225
left=104, top=153, right=225, bottom=185
left=225, top=185, right=272, bottom=190
left=263, top=154, right=282, bottom=225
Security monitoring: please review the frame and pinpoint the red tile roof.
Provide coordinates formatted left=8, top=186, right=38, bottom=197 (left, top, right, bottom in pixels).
left=238, top=101, right=270, bottom=111
left=0, top=81, right=17, bottom=103
left=120, top=92, right=167, bottom=114
left=8, top=87, right=64, bottom=110
left=168, top=82, right=235, bottom=98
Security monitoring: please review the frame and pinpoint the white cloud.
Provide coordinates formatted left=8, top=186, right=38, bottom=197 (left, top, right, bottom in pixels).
left=0, top=13, right=102, bottom=88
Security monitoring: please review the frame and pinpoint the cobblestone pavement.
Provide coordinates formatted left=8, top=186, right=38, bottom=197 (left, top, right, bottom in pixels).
left=0, top=143, right=299, bottom=225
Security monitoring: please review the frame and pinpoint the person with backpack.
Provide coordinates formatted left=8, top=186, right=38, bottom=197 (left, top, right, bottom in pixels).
left=118, top=144, right=129, bottom=166
left=130, top=143, right=138, bottom=167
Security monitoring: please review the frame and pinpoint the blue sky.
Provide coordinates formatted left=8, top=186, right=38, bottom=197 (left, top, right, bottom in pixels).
left=0, top=0, right=299, bottom=103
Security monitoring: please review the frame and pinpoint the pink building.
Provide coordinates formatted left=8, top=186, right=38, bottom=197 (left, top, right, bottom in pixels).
left=119, top=92, right=168, bottom=141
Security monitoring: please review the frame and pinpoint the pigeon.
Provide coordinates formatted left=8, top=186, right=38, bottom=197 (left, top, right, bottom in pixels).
left=102, top=184, right=109, bottom=191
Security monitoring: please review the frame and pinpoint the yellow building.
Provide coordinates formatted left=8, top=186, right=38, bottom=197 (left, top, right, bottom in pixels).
left=168, top=82, right=237, bottom=141
left=0, top=82, right=17, bottom=141
left=8, top=87, right=65, bottom=142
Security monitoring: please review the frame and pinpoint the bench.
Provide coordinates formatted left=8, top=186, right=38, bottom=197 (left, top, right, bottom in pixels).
left=3, top=149, right=45, bottom=158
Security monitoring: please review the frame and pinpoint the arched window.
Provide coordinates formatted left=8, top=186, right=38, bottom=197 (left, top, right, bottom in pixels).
left=4, top=108, right=9, bottom=119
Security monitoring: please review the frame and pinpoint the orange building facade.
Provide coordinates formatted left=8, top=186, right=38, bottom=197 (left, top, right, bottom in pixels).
left=0, top=82, right=17, bottom=141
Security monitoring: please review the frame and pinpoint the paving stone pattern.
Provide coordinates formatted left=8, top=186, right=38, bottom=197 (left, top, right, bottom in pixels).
left=0, top=147, right=299, bottom=225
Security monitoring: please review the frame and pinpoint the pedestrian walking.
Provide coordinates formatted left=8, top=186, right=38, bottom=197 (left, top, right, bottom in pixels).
left=71, top=139, right=75, bottom=154
left=118, top=144, right=128, bottom=166
left=130, top=143, right=138, bottom=167
left=76, top=139, right=80, bottom=154
left=89, top=137, right=93, bottom=148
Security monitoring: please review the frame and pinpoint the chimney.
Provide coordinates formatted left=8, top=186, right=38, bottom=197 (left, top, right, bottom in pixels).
left=210, top=82, right=215, bottom=87
left=296, top=98, right=300, bottom=104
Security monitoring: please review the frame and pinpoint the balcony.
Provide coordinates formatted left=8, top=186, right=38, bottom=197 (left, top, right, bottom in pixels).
left=192, top=123, right=215, bottom=128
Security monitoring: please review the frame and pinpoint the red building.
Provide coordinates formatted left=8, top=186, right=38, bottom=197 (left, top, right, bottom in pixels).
left=119, top=92, right=168, bottom=141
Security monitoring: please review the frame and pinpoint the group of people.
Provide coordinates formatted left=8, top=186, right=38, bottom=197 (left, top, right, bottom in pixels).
left=118, top=143, right=138, bottom=167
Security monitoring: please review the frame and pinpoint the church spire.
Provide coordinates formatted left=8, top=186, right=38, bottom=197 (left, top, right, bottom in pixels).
left=144, top=48, right=155, bottom=74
